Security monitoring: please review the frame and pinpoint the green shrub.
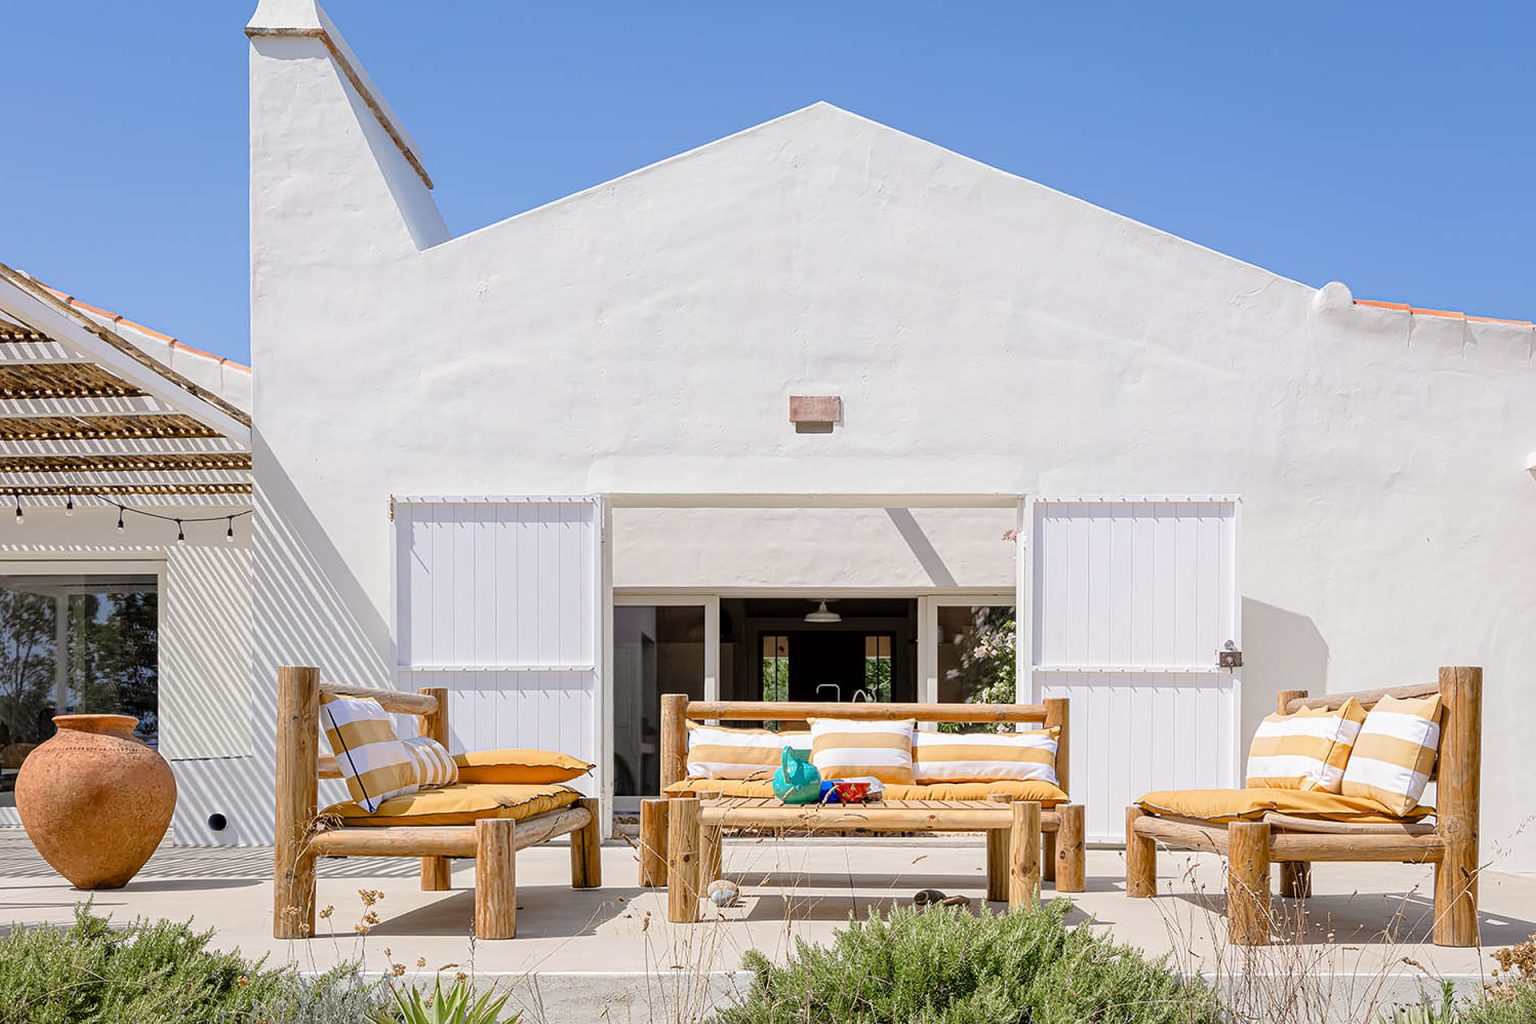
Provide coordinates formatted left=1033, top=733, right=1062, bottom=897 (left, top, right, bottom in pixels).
left=1461, top=981, right=1536, bottom=1024
left=0, top=904, right=387, bottom=1024
left=370, top=975, right=518, bottom=1023
left=716, top=900, right=1222, bottom=1024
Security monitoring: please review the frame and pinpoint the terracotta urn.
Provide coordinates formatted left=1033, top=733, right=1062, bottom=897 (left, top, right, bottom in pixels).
left=15, top=714, right=176, bottom=889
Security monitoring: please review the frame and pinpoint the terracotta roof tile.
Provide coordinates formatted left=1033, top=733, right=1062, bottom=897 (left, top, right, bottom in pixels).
left=1354, top=299, right=1531, bottom=328
left=37, top=281, right=249, bottom=369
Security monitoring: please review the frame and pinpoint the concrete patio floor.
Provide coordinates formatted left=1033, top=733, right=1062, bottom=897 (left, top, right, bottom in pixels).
left=3, top=829, right=1534, bottom=1021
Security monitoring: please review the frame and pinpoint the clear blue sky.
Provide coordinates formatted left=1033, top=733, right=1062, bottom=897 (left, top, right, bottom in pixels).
left=4, top=3, right=1532, bottom=364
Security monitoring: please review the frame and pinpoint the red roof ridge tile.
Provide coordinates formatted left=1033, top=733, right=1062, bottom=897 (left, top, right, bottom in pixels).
left=1353, top=299, right=1532, bottom=328
left=36, top=280, right=251, bottom=369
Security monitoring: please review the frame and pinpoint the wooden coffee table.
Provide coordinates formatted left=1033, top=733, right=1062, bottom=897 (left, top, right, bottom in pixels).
left=664, top=795, right=1077, bottom=923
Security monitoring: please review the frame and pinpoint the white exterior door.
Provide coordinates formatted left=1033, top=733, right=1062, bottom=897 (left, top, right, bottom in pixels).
left=1025, top=498, right=1241, bottom=843
left=393, top=497, right=607, bottom=807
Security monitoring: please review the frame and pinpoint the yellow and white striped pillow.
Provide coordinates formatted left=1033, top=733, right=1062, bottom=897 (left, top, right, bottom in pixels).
left=808, top=718, right=915, bottom=785
left=686, top=724, right=811, bottom=780
left=1341, top=694, right=1442, bottom=816
left=1245, top=699, right=1366, bottom=792
left=912, top=727, right=1059, bottom=785
left=404, top=736, right=458, bottom=789
left=319, top=694, right=418, bottom=812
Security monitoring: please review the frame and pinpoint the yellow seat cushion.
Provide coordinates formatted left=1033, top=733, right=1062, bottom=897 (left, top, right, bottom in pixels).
left=451, top=749, right=594, bottom=785
left=322, top=782, right=580, bottom=826
left=1136, top=787, right=1433, bottom=825
left=666, top=778, right=1068, bottom=805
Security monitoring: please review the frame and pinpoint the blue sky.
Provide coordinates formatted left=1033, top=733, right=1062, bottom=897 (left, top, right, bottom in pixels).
left=3, top=3, right=1532, bottom=364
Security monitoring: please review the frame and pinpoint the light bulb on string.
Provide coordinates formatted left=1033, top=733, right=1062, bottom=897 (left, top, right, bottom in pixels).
left=64, top=489, right=74, bottom=517
left=116, top=506, right=125, bottom=535
left=175, top=520, right=186, bottom=546
left=226, top=517, right=235, bottom=543
left=14, top=494, right=22, bottom=526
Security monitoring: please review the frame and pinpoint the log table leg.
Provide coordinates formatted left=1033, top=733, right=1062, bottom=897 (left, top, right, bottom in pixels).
left=1009, top=801, right=1042, bottom=910
left=666, top=797, right=701, bottom=924
left=1227, top=820, right=1271, bottom=946
left=697, top=790, right=723, bottom=888
left=1055, top=803, right=1086, bottom=893
left=1279, top=861, right=1312, bottom=899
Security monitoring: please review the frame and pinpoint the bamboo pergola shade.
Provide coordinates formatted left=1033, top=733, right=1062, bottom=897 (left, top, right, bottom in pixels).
left=0, top=453, right=252, bottom=474
left=0, top=268, right=252, bottom=499
left=0, top=413, right=220, bottom=442
left=0, top=363, right=147, bottom=398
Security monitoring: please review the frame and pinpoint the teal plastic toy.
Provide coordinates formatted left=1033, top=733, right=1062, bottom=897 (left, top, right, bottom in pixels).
left=772, top=746, right=821, bottom=804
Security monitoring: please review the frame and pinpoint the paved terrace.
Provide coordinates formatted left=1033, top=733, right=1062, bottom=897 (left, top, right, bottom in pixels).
left=2, top=830, right=1533, bottom=1022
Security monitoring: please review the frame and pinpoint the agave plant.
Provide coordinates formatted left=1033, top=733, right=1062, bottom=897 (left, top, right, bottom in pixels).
left=370, top=976, right=517, bottom=1024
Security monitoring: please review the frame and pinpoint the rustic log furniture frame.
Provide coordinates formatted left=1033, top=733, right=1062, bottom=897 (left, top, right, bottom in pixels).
left=665, top=795, right=1057, bottom=923
left=273, top=666, right=601, bottom=941
left=639, top=694, right=1086, bottom=914
left=1126, top=666, right=1482, bottom=947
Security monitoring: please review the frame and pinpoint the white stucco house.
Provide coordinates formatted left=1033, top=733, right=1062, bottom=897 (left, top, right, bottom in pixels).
left=4, top=0, right=1533, bottom=868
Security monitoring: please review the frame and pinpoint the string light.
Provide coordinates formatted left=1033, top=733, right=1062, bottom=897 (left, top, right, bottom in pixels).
left=6, top=489, right=252, bottom=543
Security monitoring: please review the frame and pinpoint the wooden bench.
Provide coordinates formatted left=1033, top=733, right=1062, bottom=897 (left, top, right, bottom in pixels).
left=272, top=666, right=601, bottom=940
left=1126, top=666, right=1482, bottom=947
left=638, top=695, right=1085, bottom=904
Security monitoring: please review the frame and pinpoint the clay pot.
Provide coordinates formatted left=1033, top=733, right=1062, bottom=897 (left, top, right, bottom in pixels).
left=15, top=714, right=176, bottom=889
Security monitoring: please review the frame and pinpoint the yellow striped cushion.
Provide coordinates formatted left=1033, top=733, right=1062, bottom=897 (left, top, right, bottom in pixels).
left=1341, top=694, right=1442, bottom=816
left=912, top=727, right=1059, bottom=786
left=808, top=718, right=915, bottom=785
left=403, top=736, right=458, bottom=789
left=319, top=694, right=418, bottom=813
left=686, top=724, right=810, bottom=780
left=1245, top=699, right=1366, bottom=792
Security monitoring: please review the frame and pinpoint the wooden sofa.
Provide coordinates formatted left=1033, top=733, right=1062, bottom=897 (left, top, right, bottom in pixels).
left=1126, top=666, right=1482, bottom=947
left=273, top=666, right=601, bottom=940
left=638, top=694, right=1085, bottom=902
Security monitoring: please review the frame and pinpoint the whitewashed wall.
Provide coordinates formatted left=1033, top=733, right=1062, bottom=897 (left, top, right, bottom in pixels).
left=248, top=2, right=1536, bottom=865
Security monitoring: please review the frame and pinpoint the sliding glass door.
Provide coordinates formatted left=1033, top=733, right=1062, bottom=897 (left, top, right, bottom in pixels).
left=611, top=595, right=718, bottom=808
left=0, top=572, right=159, bottom=821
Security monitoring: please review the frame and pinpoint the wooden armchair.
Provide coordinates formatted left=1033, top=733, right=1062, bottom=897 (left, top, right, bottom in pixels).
left=272, top=666, right=601, bottom=940
left=1126, top=666, right=1482, bottom=947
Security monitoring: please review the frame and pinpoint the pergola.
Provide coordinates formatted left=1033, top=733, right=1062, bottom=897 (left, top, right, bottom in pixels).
left=0, top=262, right=250, bottom=511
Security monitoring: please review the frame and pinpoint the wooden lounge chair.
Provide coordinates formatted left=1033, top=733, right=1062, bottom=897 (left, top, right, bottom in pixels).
left=638, top=695, right=1086, bottom=901
left=272, top=666, right=601, bottom=940
left=1126, top=666, right=1481, bottom=947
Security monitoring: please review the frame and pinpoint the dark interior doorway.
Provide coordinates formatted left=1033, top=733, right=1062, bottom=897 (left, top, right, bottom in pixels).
left=719, top=597, right=916, bottom=704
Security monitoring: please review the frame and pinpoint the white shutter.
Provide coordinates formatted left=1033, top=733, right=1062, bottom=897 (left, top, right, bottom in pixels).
left=393, top=497, right=604, bottom=797
left=1026, top=498, right=1241, bottom=843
